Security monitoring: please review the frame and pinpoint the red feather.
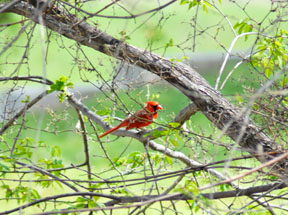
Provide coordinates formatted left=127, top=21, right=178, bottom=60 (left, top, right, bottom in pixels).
left=100, top=101, right=163, bottom=138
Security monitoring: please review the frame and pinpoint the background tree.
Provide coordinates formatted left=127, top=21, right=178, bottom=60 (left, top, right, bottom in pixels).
left=0, top=0, right=288, bottom=214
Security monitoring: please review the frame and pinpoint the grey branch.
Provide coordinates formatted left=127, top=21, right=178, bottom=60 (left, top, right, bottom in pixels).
left=0, top=76, right=54, bottom=85
left=173, top=102, right=198, bottom=126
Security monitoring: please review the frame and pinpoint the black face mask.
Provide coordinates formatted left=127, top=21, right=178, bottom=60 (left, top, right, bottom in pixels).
left=152, top=105, right=158, bottom=113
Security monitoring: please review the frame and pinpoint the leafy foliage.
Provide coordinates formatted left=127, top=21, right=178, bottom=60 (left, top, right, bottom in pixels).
left=252, top=29, right=288, bottom=77
left=48, top=76, right=74, bottom=102
left=233, top=18, right=254, bottom=39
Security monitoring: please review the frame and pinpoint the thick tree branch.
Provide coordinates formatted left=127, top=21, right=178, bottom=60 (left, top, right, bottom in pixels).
left=173, top=102, right=198, bottom=126
left=106, top=182, right=287, bottom=204
left=1, top=182, right=285, bottom=215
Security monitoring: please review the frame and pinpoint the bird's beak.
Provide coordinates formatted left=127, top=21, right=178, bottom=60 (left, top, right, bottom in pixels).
left=157, top=105, right=163, bottom=110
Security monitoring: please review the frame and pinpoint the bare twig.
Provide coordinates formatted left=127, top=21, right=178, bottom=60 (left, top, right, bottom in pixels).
left=215, top=32, right=258, bottom=90
left=0, top=20, right=32, bottom=57
left=0, top=0, right=21, bottom=13
left=75, top=109, right=92, bottom=182
left=10, top=105, right=27, bottom=156
left=60, top=0, right=177, bottom=19
left=200, top=151, right=288, bottom=191
left=0, top=90, right=49, bottom=135
left=0, top=76, right=54, bottom=85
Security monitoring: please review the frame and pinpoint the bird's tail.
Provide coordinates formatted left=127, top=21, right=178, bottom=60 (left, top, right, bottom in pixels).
left=99, top=121, right=128, bottom=138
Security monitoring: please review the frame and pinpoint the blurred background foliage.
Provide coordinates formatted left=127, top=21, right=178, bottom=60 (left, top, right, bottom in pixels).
left=1, top=0, right=288, bottom=213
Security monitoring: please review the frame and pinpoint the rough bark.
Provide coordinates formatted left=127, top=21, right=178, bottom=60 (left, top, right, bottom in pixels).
left=2, top=2, right=284, bottom=165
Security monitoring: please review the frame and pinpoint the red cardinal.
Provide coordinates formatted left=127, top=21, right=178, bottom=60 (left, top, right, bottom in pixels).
left=100, top=101, right=163, bottom=138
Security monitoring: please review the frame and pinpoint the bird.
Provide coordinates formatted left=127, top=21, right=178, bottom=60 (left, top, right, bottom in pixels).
left=99, top=101, right=163, bottom=138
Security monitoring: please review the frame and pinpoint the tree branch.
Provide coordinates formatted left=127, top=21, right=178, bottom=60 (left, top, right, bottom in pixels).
left=0, top=76, right=54, bottom=85
left=2, top=182, right=285, bottom=215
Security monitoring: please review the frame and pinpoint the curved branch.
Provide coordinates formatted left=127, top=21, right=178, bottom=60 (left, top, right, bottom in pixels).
left=0, top=76, right=54, bottom=85
left=173, top=102, right=198, bottom=126
left=60, top=0, right=177, bottom=19
left=14, top=160, right=80, bottom=192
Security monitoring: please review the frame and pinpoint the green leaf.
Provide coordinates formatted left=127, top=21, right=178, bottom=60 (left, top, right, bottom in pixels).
left=0, top=162, right=10, bottom=171
left=96, top=108, right=111, bottom=116
left=265, top=68, right=273, bottom=78
left=165, top=156, right=173, bottom=164
left=234, top=18, right=253, bottom=37
left=31, top=189, right=41, bottom=200
left=88, top=199, right=97, bottom=208
left=21, top=95, right=30, bottom=103
left=58, top=91, right=68, bottom=103
left=153, top=129, right=163, bottom=138
left=238, top=24, right=245, bottom=34
left=153, top=129, right=171, bottom=138
left=220, top=183, right=231, bottom=192
left=235, top=93, right=244, bottom=104
left=188, top=2, right=193, bottom=10
left=184, top=180, right=200, bottom=194
left=180, top=0, right=189, bottom=5
left=202, top=4, right=209, bottom=13
left=277, top=55, right=283, bottom=69
left=119, top=30, right=131, bottom=41
left=280, top=77, right=288, bottom=88
left=165, top=38, right=174, bottom=49
left=76, top=197, right=86, bottom=203
left=170, top=139, right=179, bottom=147
left=169, top=122, right=180, bottom=128
left=143, top=132, right=152, bottom=137
left=191, top=201, right=201, bottom=213
left=48, top=76, right=74, bottom=97
left=59, top=75, right=68, bottom=83
left=51, top=146, right=61, bottom=157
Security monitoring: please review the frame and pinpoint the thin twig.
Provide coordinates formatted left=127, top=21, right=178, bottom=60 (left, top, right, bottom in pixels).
left=0, top=90, right=49, bottom=135
left=75, top=109, right=92, bottom=182
left=200, top=151, right=288, bottom=191
left=215, top=32, right=258, bottom=90
left=0, top=76, right=54, bottom=85
left=0, top=0, right=21, bottom=13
